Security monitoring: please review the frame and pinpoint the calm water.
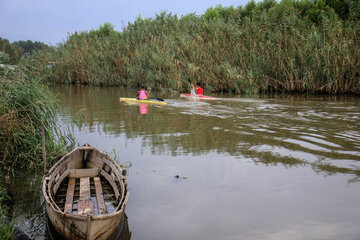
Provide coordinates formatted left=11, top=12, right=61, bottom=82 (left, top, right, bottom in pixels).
left=6, top=85, right=360, bottom=240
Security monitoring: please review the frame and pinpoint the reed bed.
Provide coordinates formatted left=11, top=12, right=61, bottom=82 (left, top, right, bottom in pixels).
left=0, top=70, right=68, bottom=171
left=22, top=0, right=360, bottom=94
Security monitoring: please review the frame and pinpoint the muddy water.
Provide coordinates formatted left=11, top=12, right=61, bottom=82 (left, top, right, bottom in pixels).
left=7, top=85, right=360, bottom=240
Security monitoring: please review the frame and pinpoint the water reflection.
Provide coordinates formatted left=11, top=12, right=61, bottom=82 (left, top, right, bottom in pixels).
left=51, top=85, right=360, bottom=180
left=139, top=104, right=149, bottom=115
left=2, top=170, right=45, bottom=239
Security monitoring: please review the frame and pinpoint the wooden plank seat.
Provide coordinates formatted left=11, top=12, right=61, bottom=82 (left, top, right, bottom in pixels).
left=94, top=177, right=107, bottom=214
left=78, top=177, right=94, bottom=215
left=64, top=178, right=76, bottom=214
left=78, top=200, right=94, bottom=215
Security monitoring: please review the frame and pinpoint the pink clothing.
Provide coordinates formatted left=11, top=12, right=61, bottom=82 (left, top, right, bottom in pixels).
left=138, top=89, right=147, bottom=99
left=139, top=104, right=149, bottom=114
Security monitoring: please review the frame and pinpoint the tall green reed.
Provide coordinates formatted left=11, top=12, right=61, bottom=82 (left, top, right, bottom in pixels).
left=0, top=70, right=68, bottom=171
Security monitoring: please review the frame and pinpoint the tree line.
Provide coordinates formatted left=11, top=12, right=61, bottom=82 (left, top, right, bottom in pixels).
left=0, top=38, right=49, bottom=64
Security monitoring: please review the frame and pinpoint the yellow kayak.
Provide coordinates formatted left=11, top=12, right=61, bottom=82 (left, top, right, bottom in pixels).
left=120, top=97, right=166, bottom=105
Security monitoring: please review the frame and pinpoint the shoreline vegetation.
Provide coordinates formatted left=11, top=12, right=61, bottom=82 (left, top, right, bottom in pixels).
left=0, top=70, right=70, bottom=172
left=0, top=70, right=71, bottom=239
left=20, top=0, right=360, bottom=95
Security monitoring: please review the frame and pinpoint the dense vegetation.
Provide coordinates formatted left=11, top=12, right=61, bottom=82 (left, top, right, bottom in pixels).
left=23, top=0, right=360, bottom=95
left=0, top=38, right=23, bottom=65
left=0, top=38, right=49, bottom=65
left=0, top=70, right=69, bottom=172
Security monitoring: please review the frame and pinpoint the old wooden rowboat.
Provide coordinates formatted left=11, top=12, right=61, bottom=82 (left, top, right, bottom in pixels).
left=42, top=144, right=130, bottom=240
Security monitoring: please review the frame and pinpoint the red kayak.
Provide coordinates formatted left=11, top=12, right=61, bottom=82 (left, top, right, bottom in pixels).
left=180, top=93, right=217, bottom=100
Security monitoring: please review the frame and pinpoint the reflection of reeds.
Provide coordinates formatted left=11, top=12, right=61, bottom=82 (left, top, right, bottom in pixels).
left=0, top=188, right=9, bottom=219
left=0, top=188, right=14, bottom=240
left=24, top=4, right=360, bottom=94
left=0, top=71, right=68, bottom=171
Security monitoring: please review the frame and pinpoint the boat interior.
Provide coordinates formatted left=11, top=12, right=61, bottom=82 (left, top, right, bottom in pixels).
left=44, top=145, right=128, bottom=216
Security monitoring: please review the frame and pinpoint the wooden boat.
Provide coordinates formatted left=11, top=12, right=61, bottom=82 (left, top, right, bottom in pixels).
left=180, top=93, right=217, bottom=100
left=120, top=97, right=166, bottom=105
left=42, top=144, right=130, bottom=240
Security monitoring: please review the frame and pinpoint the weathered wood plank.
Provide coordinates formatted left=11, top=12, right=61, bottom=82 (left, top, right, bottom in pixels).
left=78, top=177, right=94, bottom=215
left=79, top=177, right=91, bottom=200
left=64, top=178, right=75, bottom=214
left=69, top=168, right=99, bottom=178
left=78, top=146, right=95, bottom=151
left=78, top=200, right=94, bottom=215
left=52, top=169, right=70, bottom=196
left=100, top=169, right=120, bottom=200
left=94, top=177, right=106, bottom=214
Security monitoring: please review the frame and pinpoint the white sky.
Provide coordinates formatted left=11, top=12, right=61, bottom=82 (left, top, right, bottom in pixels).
left=0, top=0, right=255, bottom=45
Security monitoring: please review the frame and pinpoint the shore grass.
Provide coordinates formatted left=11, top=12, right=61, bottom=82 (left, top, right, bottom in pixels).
left=0, top=70, right=69, bottom=172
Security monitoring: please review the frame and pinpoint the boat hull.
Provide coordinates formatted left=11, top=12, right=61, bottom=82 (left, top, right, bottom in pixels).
left=120, top=97, right=166, bottom=105
left=180, top=93, right=217, bottom=100
left=45, top=203, right=125, bottom=240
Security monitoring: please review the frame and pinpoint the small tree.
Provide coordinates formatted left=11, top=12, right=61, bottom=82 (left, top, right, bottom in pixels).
left=0, top=52, right=10, bottom=64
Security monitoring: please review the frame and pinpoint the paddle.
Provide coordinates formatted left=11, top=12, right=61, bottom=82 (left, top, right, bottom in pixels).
left=127, top=88, right=164, bottom=102
left=188, top=79, right=196, bottom=95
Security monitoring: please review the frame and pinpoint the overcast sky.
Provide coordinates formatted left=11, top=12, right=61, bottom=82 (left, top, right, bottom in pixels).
left=0, top=0, right=255, bottom=45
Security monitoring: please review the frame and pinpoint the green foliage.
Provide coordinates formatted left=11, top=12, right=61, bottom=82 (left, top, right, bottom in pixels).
left=203, top=5, right=237, bottom=22
left=0, top=38, right=22, bottom=64
left=0, top=38, right=50, bottom=64
left=13, top=40, right=50, bottom=55
left=0, top=52, right=10, bottom=64
left=256, top=0, right=278, bottom=11
left=0, top=71, right=68, bottom=171
left=349, top=0, right=360, bottom=20
left=0, top=222, right=15, bottom=240
left=89, top=22, right=121, bottom=39
left=21, top=0, right=360, bottom=95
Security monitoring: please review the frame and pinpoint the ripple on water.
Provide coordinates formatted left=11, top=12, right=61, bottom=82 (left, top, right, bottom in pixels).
left=249, top=144, right=319, bottom=163
left=320, top=159, right=360, bottom=171
left=283, top=138, right=331, bottom=152
left=335, top=150, right=360, bottom=157
left=299, top=135, right=342, bottom=148
left=336, top=131, right=360, bottom=142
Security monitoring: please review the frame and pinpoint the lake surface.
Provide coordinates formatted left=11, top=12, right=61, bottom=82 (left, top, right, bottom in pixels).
left=7, top=85, right=360, bottom=240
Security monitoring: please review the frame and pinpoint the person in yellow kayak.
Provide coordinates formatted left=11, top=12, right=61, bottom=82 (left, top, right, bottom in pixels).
left=137, top=85, right=150, bottom=100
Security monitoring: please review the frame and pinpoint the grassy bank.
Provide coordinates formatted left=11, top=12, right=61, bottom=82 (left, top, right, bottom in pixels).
left=0, top=70, right=69, bottom=172
left=23, top=0, right=360, bottom=94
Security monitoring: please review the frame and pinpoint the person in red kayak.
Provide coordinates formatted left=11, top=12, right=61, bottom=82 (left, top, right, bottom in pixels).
left=136, top=85, right=150, bottom=100
left=192, top=83, right=203, bottom=95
